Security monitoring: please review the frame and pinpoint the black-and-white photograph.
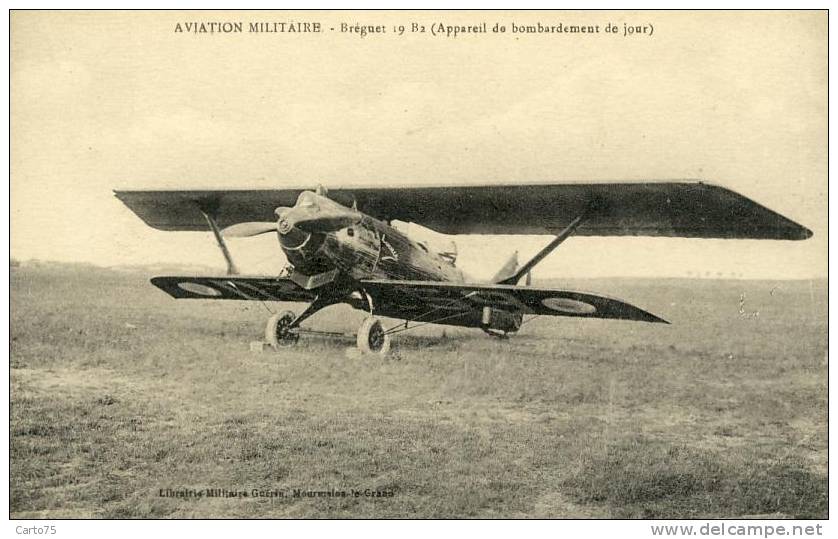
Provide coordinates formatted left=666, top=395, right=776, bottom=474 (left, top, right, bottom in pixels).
left=9, top=9, right=827, bottom=527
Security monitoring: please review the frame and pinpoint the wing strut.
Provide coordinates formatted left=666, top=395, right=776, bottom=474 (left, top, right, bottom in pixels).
left=499, top=213, right=586, bottom=285
left=200, top=210, right=239, bottom=275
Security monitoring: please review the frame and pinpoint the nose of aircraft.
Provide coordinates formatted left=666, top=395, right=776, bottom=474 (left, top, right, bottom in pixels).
left=275, top=207, right=295, bottom=234
left=273, top=206, right=310, bottom=249
left=274, top=191, right=360, bottom=235
left=276, top=207, right=311, bottom=250
left=220, top=190, right=359, bottom=241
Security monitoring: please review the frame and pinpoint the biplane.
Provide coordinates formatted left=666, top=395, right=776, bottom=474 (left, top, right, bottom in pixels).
left=115, top=182, right=811, bottom=354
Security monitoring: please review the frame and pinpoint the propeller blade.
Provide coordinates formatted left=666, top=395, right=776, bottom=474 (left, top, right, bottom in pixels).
left=221, top=222, right=276, bottom=238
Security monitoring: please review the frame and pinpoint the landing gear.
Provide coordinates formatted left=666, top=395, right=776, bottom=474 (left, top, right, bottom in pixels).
left=260, top=289, right=390, bottom=355
left=263, top=292, right=343, bottom=350
left=356, top=317, right=391, bottom=355
left=265, top=310, right=299, bottom=348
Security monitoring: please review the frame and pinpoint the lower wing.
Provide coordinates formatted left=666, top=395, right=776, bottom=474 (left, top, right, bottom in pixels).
left=149, top=275, right=667, bottom=324
left=150, top=275, right=317, bottom=302
left=360, top=279, right=668, bottom=324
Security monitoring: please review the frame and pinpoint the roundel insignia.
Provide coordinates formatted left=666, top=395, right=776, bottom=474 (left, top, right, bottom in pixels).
left=541, top=297, right=597, bottom=314
left=178, top=282, right=222, bottom=297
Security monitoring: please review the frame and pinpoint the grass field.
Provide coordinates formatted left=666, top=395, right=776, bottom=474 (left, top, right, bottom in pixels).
left=10, top=263, right=828, bottom=518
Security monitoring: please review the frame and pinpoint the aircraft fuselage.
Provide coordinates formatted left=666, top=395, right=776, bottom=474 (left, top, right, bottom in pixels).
left=277, top=192, right=465, bottom=284
left=270, top=191, right=522, bottom=334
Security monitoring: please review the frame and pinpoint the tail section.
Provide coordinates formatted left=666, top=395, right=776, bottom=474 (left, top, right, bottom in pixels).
left=491, top=251, right=519, bottom=284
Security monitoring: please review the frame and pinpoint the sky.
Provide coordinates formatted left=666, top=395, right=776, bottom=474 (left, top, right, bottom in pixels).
left=10, top=11, right=826, bottom=280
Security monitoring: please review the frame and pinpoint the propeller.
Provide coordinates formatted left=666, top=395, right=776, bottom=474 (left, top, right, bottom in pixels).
left=221, top=187, right=361, bottom=239
left=221, top=222, right=276, bottom=238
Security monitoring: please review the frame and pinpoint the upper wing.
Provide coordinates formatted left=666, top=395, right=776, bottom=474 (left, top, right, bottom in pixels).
left=114, top=181, right=811, bottom=240
left=150, top=275, right=317, bottom=302
left=360, top=279, right=668, bottom=323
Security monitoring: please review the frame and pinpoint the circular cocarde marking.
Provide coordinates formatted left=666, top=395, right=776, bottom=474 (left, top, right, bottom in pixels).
left=541, top=297, right=596, bottom=314
left=178, top=282, right=222, bottom=297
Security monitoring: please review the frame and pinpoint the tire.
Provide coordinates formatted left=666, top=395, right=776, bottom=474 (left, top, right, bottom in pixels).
left=265, top=310, right=298, bottom=349
left=356, top=317, right=390, bottom=356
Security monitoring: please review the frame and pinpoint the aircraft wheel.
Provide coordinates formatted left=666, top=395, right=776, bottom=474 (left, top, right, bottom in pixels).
left=356, top=317, right=390, bottom=356
left=265, top=311, right=299, bottom=348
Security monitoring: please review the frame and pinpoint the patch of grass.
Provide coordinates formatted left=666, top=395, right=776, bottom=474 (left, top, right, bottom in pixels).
left=562, top=437, right=827, bottom=518
left=10, top=265, right=828, bottom=518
